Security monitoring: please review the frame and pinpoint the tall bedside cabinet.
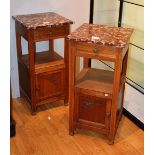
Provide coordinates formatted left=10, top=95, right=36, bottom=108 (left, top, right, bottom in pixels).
left=13, top=12, right=73, bottom=114
left=68, top=23, right=133, bottom=144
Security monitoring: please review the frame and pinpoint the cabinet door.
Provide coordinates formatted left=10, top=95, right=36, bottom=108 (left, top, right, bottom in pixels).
left=75, top=89, right=111, bottom=129
left=36, top=69, right=65, bottom=104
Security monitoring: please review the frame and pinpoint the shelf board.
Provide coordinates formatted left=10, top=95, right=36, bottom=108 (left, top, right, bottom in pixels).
left=21, top=51, right=64, bottom=70
left=76, top=68, right=114, bottom=95
left=92, top=59, right=143, bottom=93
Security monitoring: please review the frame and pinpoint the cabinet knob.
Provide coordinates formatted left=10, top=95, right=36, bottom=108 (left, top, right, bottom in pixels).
left=36, top=87, right=40, bottom=91
left=93, top=48, right=99, bottom=54
left=49, top=32, right=52, bottom=35
left=106, top=112, right=111, bottom=117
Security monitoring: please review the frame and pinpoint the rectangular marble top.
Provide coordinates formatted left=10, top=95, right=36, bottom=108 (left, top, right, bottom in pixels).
left=67, top=23, right=133, bottom=48
left=13, top=12, right=73, bottom=29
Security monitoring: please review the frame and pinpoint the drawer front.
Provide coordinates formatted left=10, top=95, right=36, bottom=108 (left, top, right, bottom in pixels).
left=33, top=26, right=66, bottom=41
left=75, top=43, right=116, bottom=61
left=75, top=88, right=111, bottom=129
left=36, top=69, right=65, bottom=103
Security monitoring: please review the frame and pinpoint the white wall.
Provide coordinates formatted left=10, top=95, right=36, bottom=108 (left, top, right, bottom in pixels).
left=11, top=0, right=90, bottom=98
left=124, top=84, right=144, bottom=123
left=122, top=2, right=144, bottom=31
left=93, top=0, right=117, bottom=25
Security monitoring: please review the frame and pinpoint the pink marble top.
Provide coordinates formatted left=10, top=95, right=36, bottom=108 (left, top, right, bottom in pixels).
left=67, top=23, right=133, bottom=48
left=13, top=12, right=73, bottom=29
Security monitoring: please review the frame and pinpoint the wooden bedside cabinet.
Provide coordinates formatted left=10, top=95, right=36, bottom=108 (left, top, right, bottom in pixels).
left=13, top=12, right=73, bottom=114
left=68, top=23, right=133, bottom=144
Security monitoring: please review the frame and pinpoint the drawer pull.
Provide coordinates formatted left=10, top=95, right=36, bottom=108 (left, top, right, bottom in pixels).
left=36, top=87, right=40, bottom=91
left=106, top=112, right=111, bottom=117
left=49, top=32, right=53, bottom=35
left=93, top=48, right=99, bottom=54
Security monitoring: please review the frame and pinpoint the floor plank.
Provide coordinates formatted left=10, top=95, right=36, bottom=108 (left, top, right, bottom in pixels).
left=10, top=98, right=144, bottom=155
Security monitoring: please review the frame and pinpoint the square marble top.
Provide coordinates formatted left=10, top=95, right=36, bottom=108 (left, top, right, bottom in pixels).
left=67, top=23, right=133, bottom=48
left=13, top=12, right=73, bottom=29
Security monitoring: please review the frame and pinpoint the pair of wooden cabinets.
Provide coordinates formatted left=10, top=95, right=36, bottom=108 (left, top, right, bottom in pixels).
left=13, top=13, right=133, bottom=144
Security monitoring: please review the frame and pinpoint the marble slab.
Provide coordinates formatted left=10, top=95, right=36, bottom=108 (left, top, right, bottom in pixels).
left=67, top=23, right=133, bottom=48
left=13, top=12, right=73, bottom=29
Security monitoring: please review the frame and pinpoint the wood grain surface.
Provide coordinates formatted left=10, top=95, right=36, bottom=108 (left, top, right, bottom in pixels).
left=10, top=98, right=144, bottom=155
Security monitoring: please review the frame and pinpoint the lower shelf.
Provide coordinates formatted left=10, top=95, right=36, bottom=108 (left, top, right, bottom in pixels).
left=76, top=68, right=114, bottom=97
left=21, top=51, right=64, bottom=72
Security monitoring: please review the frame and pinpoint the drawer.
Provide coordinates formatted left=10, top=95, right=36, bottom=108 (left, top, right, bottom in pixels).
left=75, top=88, right=111, bottom=129
left=35, top=69, right=65, bottom=104
left=33, top=26, right=66, bottom=41
left=75, top=43, right=116, bottom=61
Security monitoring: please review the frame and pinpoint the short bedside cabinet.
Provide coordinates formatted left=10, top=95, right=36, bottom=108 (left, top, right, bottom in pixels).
left=67, top=23, right=133, bottom=144
left=13, top=12, right=73, bottom=114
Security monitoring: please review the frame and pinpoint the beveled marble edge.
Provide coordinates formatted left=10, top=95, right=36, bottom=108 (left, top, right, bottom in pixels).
left=12, top=12, right=73, bottom=29
left=67, top=23, right=133, bottom=48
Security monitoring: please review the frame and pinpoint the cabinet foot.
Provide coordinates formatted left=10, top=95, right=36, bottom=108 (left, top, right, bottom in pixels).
left=69, top=131, right=74, bottom=136
left=108, top=140, right=114, bottom=145
left=31, top=107, right=37, bottom=115
left=31, top=104, right=37, bottom=115
left=31, top=111, right=37, bottom=116
left=64, top=99, right=68, bottom=106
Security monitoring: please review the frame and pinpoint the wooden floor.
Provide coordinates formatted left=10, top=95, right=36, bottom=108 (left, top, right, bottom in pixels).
left=10, top=98, right=144, bottom=155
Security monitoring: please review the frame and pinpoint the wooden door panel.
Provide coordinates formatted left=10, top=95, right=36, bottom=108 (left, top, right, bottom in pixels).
left=75, top=88, right=111, bottom=129
left=36, top=69, right=65, bottom=102
left=79, top=95, right=107, bottom=124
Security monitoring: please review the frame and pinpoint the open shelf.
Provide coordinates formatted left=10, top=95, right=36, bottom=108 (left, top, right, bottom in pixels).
left=21, top=51, right=64, bottom=70
left=92, top=59, right=144, bottom=93
left=76, top=68, right=114, bottom=95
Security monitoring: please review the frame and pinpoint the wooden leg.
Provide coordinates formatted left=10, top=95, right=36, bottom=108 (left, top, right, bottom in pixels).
left=64, top=99, right=68, bottom=106
left=69, top=41, right=75, bottom=136
left=31, top=97, right=37, bottom=115
left=49, top=39, right=54, bottom=52
left=108, top=51, right=122, bottom=145
left=64, top=37, right=69, bottom=106
left=28, top=31, right=36, bottom=116
left=69, top=130, right=74, bottom=136
left=31, top=111, right=37, bottom=116
left=83, top=58, right=90, bottom=68
left=108, top=129, right=116, bottom=145
left=108, top=139, right=114, bottom=145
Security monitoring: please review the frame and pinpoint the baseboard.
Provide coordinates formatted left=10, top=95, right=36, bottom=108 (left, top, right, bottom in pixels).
left=123, top=108, right=144, bottom=130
